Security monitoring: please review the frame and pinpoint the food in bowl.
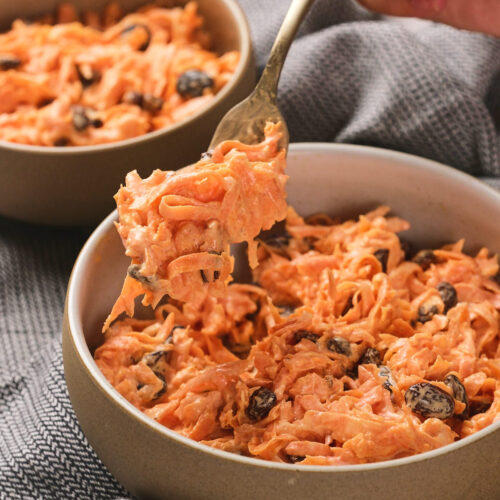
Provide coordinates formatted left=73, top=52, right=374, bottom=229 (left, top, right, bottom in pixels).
left=94, top=132, right=500, bottom=466
left=104, top=122, right=286, bottom=330
left=0, top=1, right=239, bottom=146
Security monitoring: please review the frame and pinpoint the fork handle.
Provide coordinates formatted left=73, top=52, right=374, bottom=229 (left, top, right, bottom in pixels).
left=253, top=0, right=316, bottom=102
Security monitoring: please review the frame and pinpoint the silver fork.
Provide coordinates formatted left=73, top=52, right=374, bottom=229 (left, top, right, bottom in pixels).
left=208, top=0, right=315, bottom=152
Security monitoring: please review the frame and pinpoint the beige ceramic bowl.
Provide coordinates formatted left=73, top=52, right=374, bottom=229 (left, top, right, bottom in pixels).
left=63, top=144, right=500, bottom=499
left=0, top=0, right=254, bottom=226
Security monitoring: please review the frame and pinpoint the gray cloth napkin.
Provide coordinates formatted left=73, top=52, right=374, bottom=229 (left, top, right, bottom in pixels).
left=1, top=1, right=499, bottom=498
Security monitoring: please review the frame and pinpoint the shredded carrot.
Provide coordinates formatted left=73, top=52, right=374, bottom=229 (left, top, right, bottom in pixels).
left=104, top=122, right=287, bottom=330
left=0, top=2, right=239, bottom=146
left=95, top=200, right=500, bottom=465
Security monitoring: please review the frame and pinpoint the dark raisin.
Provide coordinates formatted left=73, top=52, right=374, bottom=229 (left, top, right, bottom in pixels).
left=326, top=337, right=351, bottom=356
left=294, top=330, right=320, bottom=344
left=54, top=137, right=69, bottom=147
left=379, top=365, right=396, bottom=392
left=413, top=250, right=438, bottom=270
left=91, top=118, right=104, bottom=128
left=405, top=382, right=455, bottom=419
left=246, top=387, right=277, bottom=421
left=437, top=282, right=457, bottom=313
left=400, top=239, right=413, bottom=260
left=213, top=270, right=220, bottom=280
left=417, top=304, right=439, bottom=323
left=359, top=347, right=381, bottom=366
left=121, top=23, right=151, bottom=51
left=142, top=93, right=164, bottom=113
left=0, top=55, right=21, bottom=70
left=143, top=350, right=167, bottom=368
left=374, top=248, right=389, bottom=273
left=128, top=264, right=155, bottom=286
left=444, top=374, right=469, bottom=419
left=469, top=400, right=492, bottom=417
left=152, top=371, right=166, bottom=400
left=76, top=64, right=100, bottom=87
left=123, top=90, right=144, bottom=106
left=176, top=69, right=214, bottom=98
left=72, top=107, right=90, bottom=131
left=287, top=455, right=305, bottom=463
left=341, top=296, right=354, bottom=316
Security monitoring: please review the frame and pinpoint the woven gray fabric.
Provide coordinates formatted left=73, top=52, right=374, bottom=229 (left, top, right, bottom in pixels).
left=1, top=1, right=499, bottom=498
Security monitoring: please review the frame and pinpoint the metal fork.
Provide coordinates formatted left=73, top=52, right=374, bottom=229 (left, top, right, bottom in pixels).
left=208, top=0, right=315, bottom=152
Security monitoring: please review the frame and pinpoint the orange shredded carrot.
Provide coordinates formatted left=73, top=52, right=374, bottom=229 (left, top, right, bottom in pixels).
left=104, top=122, right=287, bottom=330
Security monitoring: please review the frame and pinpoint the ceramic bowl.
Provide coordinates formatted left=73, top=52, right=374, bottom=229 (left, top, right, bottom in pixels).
left=63, top=143, right=500, bottom=499
left=0, top=0, right=254, bottom=226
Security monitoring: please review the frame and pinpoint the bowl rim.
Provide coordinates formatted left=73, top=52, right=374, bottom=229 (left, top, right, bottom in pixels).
left=66, top=142, right=500, bottom=473
left=0, top=0, right=252, bottom=156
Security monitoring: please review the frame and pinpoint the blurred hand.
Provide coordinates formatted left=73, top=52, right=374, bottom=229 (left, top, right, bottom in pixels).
left=357, top=0, right=500, bottom=37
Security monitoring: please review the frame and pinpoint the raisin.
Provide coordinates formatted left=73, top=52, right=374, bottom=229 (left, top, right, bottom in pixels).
left=294, top=330, right=320, bottom=344
left=54, top=137, right=69, bottom=147
left=128, top=264, right=155, bottom=287
left=121, top=23, right=151, bottom=51
left=405, top=382, right=455, bottom=419
left=326, top=337, right=351, bottom=356
left=413, top=250, right=438, bottom=270
left=444, top=374, right=469, bottom=419
left=76, top=64, right=100, bottom=87
left=374, top=248, right=389, bottom=273
left=143, top=350, right=168, bottom=369
left=379, top=365, right=396, bottom=392
left=213, top=270, right=220, bottom=280
left=123, top=90, right=144, bottom=106
left=0, top=55, right=21, bottom=70
left=246, top=387, right=277, bottom=421
left=359, top=347, right=381, bottom=366
left=92, top=118, right=104, bottom=128
left=176, top=69, right=214, bottom=98
left=469, top=400, right=492, bottom=417
left=142, top=93, right=164, bottom=113
left=417, top=304, right=439, bottom=323
left=437, top=282, right=457, bottom=313
left=72, top=107, right=91, bottom=131
left=152, top=372, right=166, bottom=400
left=341, top=296, right=354, bottom=316
left=287, top=455, right=305, bottom=463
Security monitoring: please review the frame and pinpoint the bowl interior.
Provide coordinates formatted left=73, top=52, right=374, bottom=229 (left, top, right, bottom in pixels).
left=0, top=0, right=242, bottom=56
left=69, top=143, right=500, bottom=460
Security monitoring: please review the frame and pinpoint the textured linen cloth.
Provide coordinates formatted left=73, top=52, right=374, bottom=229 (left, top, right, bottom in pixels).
left=1, top=1, right=500, bottom=498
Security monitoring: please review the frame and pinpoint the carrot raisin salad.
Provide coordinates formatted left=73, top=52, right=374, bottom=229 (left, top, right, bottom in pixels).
left=95, top=202, right=500, bottom=465
left=104, top=122, right=287, bottom=330
left=0, top=2, right=238, bottom=146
